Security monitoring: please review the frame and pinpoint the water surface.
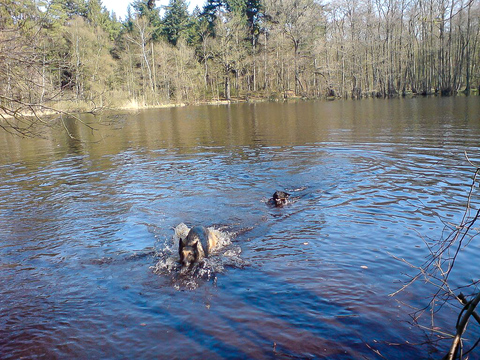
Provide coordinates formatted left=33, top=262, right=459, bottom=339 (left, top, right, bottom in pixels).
left=1, top=97, right=480, bottom=359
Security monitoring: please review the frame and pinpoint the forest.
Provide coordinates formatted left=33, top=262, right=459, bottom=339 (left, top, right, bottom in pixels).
left=0, top=0, right=479, bottom=120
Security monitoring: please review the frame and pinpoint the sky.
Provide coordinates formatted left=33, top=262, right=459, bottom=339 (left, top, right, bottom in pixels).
left=101, top=0, right=206, bottom=20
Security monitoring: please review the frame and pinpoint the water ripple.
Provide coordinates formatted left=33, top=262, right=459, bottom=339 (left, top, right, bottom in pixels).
left=1, top=97, right=479, bottom=359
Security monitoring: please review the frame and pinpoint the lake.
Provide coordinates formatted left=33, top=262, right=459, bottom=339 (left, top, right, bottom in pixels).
left=1, top=97, right=479, bottom=359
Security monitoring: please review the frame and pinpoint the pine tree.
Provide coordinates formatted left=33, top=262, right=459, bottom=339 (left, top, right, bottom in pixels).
left=49, top=0, right=88, bottom=21
left=131, top=0, right=162, bottom=40
left=162, top=0, right=191, bottom=46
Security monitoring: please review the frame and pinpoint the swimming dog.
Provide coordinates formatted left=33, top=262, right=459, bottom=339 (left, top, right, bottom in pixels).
left=179, top=226, right=219, bottom=273
left=271, top=191, right=290, bottom=207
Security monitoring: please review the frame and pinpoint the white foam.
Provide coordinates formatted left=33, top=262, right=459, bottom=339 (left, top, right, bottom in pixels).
left=151, top=223, right=247, bottom=288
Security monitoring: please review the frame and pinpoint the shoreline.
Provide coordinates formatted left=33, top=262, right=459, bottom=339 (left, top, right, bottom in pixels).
left=79, top=91, right=480, bottom=116
left=0, top=98, right=247, bottom=120
left=1, top=91, right=477, bottom=121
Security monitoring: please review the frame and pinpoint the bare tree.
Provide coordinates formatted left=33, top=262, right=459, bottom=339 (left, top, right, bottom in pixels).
left=0, top=1, right=98, bottom=137
left=265, top=0, right=324, bottom=96
left=125, top=15, right=156, bottom=100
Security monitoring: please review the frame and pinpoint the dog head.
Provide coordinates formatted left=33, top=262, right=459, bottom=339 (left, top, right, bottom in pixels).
left=273, top=191, right=290, bottom=206
left=179, top=238, right=199, bottom=273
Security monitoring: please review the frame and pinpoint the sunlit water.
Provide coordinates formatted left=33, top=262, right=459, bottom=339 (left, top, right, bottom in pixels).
left=1, top=97, right=479, bottom=359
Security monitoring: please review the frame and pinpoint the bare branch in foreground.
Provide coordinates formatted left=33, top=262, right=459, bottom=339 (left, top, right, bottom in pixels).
left=0, top=97, right=97, bottom=139
left=391, top=155, right=480, bottom=359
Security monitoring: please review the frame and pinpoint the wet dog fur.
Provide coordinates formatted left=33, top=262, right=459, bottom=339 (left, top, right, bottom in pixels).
left=178, top=226, right=219, bottom=273
left=271, top=191, right=290, bottom=207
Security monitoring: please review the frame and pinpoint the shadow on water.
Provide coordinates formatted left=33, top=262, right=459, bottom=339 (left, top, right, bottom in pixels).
left=128, top=263, right=420, bottom=359
left=154, top=274, right=350, bottom=359
left=0, top=256, right=422, bottom=359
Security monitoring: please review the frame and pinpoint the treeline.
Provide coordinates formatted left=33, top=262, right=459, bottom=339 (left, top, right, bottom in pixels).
left=1, top=0, right=479, bottom=115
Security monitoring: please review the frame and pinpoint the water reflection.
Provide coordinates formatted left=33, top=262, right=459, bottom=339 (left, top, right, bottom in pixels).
left=1, top=96, right=479, bottom=359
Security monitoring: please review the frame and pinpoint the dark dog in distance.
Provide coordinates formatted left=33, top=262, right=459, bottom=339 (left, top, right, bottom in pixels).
left=179, top=226, right=219, bottom=273
left=270, top=191, right=290, bottom=207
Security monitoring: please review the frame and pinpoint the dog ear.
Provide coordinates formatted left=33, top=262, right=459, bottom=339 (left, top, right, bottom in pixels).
left=178, top=237, right=184, bottom=258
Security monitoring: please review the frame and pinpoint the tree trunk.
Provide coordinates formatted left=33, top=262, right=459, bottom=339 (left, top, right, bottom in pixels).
left=225, top=74, right=231, bottom=100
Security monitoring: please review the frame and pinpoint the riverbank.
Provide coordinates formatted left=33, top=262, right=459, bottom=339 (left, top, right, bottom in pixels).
left=82, top=88, right=480, bottom=114
left=2, top=90, right=478, bottom=123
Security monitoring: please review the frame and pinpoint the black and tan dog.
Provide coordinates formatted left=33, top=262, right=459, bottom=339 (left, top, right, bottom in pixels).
left=271, top=191, right=290, bottom=207
left=178, top=226, right=219, bottom=273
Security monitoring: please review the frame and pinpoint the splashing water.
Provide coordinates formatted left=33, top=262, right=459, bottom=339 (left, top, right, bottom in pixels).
left=151, top=223, right=247, bottom=289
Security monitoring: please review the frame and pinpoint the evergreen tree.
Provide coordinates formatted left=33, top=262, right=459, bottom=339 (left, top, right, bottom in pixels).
left=86, top=0, right=102, bottom=25
left=132, top=0, right=159, bottom=21
left=49, top=0, right=88, bottom=21
left=244, top=0, right=262, bottom=34
left=186, top=6, right=211, bottom=47
left=85, top=0, right=122, bottom=40
left=131, top=0, right=162, bottom=40
left=162, top=0, right=191, bottom=46
left=202, top=0, right=262, bottom=40
left=202, top=0, right=225, bottom=26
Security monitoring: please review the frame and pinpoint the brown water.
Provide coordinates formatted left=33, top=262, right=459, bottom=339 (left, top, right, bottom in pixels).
left=1, top=97, right=479, bottom=359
